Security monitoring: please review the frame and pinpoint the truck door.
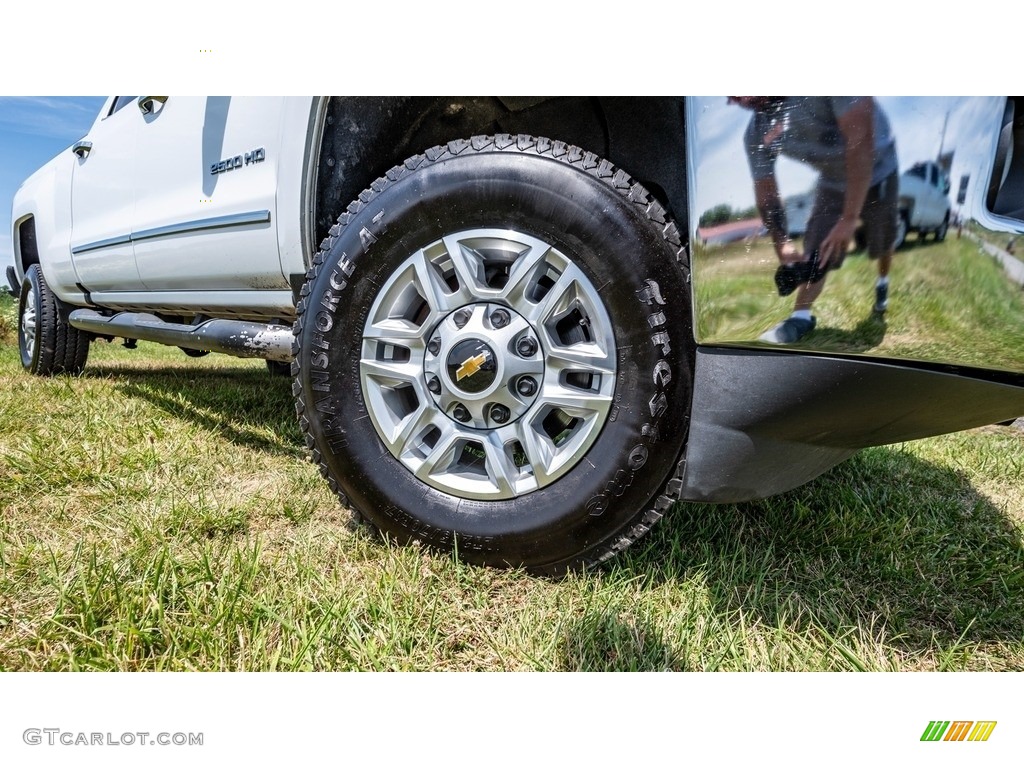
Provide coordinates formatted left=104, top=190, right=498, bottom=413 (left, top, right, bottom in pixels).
left=69, top=97, right=147, bottom=292
left=130, top=97, right=288, bottom=292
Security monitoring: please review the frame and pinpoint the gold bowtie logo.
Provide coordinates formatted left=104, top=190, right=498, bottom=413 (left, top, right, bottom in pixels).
left=456, top=353, right=489, bottom=381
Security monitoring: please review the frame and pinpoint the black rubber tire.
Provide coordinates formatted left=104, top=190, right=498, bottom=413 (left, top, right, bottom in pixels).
left=935, top=214, right=949, bottom=242
left=293, top=135, right=693, bottom=573
left=18, top=264, right=90, bottom=376
left=266, top=359, right=292, bottom=377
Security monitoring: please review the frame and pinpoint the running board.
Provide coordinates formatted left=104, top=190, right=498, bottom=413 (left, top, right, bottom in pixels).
left=68, top=309, right=293, bottom=362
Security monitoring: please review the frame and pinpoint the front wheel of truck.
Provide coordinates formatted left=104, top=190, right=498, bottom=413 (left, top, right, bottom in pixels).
left=293, top=135, right=694, bottom=573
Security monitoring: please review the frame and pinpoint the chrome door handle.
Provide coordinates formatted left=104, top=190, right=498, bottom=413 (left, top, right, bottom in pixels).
left=138, top=96, right=168, bottom=115
left=72, top=140, right=93, bottom=159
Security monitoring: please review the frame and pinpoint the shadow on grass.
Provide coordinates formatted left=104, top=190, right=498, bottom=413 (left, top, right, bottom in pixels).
left=559, top=612, right=685, bottom=672
left=559, top=445, right=1023, bottom=669
left=85, top=363, right=304, bottom=458
left=807, top=311, right=887, bottom=353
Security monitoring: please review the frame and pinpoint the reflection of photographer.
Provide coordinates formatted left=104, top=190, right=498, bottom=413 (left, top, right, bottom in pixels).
left=731, top=97, right=899, bottom=343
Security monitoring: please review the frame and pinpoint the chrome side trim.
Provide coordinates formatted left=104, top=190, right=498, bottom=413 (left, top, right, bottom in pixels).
left=71, top=234, right=132, bottom=254
left=132, top=210, right=271, bottom=242
left=70, top=210, right=271, bottom=255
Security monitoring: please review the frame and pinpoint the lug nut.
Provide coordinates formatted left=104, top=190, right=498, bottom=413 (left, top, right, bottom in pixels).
left=490, top=308, right=510, bottom=328
left=427, top=375, right=441, bottom=395
left=453, top=309, right=471, bottom=328
left=516, top=376, right=537, bottom=397
left=490, top=404, right=511, bottom=424
left=452, top=404, right=471, bottom=422
left=516, top=336, right=538, bottom=357
left=427, top=337, right=441, bottom=355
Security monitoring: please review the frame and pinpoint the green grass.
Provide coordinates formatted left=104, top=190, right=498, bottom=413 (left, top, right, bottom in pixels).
left=695, top=235, right=1024, bottom=371
left=1, top=292, right=1023, bottom=670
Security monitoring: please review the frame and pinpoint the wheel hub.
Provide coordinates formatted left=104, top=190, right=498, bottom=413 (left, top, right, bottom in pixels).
left=424, top=303, right=543, bottom=429
left=446, top=338, right=498, bottom=394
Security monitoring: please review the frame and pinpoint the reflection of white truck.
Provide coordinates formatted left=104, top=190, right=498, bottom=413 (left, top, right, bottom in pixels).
left=788, top=161, right=952, bottom=250
left=894, top=160, right=952, bottom=248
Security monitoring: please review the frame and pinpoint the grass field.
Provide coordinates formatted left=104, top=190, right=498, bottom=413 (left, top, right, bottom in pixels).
left=1, top=290, right=1022, bottom=671
left=695, top=234, right=1024, bottom=371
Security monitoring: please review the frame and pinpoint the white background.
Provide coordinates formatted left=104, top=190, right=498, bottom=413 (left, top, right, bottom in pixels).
left=1, top=3, right=1019, bottom=766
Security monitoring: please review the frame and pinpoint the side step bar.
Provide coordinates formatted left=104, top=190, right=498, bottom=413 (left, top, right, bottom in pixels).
left=68, top=309, right=293, bottom=362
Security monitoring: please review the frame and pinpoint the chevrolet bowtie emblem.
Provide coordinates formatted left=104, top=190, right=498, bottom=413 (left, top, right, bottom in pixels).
left=456, top=353, right=489, bottom=381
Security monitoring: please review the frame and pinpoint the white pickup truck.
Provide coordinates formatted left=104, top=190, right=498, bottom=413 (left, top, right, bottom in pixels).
left=894, top=160, right=952, bottom=247
left=8, top=96, right=1024, bottom=573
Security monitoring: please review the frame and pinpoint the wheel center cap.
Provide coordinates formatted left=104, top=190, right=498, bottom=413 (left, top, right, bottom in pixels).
left=447, top=339, right=497, bottom=393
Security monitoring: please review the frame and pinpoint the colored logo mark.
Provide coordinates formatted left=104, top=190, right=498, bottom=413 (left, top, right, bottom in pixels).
left=456, top=353, right=489, bottom=381
left=921, top=721, right=997, bottom=742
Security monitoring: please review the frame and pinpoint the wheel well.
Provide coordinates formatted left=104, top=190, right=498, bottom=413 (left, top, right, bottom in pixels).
left=15, top=216, right=39, bottom=274
left=312, top=97, right=688, bottom=247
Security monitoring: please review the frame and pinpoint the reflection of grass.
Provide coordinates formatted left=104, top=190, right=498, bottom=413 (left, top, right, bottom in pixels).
left=968, top=221, right=1019, bottom=254
left=695, top=235, right=1024, bottom=369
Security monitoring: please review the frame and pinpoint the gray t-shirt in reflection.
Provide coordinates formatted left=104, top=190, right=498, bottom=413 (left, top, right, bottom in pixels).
left=744, top=97, right=898, bottom=192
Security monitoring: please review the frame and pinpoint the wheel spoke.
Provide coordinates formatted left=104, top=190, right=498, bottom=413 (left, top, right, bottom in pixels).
left=545, top=343, right=615, bottom=377
left=516, top=420, right=556, bottom=487
left=482, top=431, right=521, bottom=497
left=360, top=356, right=422, bottom=386
left=441, top=234, right=489, bottom=297
left=393, top=402, right=443, bottom=456
left=525, top=264, right=583, bottom=326
left=362, top=321, right=427, bottom=352
left=500, top=241, right=552, bottom=306
left=414, top=429, right=461, bottom=482
left=538, top=384, right=612, bottom=416
left=410, top=248, right=472, bottom=315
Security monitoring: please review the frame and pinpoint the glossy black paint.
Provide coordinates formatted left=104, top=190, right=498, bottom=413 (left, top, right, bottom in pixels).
left=681, top=348, right=1024, bottom=503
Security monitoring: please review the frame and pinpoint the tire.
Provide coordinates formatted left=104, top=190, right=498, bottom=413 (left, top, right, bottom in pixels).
left=935, top=214, right=949, bottom=242
left=893, top=213, right=908, bottom=250
left=180, top=347, right=211, bottom=358
left=266, top=359, right=291, bottom=377
left=18, top=264, right=90, bottom=376
left=293, top=135, right=693, bottom=573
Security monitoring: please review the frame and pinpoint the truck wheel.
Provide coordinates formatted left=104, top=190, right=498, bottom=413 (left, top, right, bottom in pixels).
left=293, top=135, right=693, bottom=572
left=935, top=214, right=949, bottom=242
left=18, top=264, right=90, bottom=376
left=893, top=213, right=908, bottom=250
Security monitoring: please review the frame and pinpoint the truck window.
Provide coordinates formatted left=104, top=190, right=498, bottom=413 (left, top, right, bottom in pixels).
left=907, top=164, right=927, bottom=180
left=109, top=96, right=137, bottom=116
